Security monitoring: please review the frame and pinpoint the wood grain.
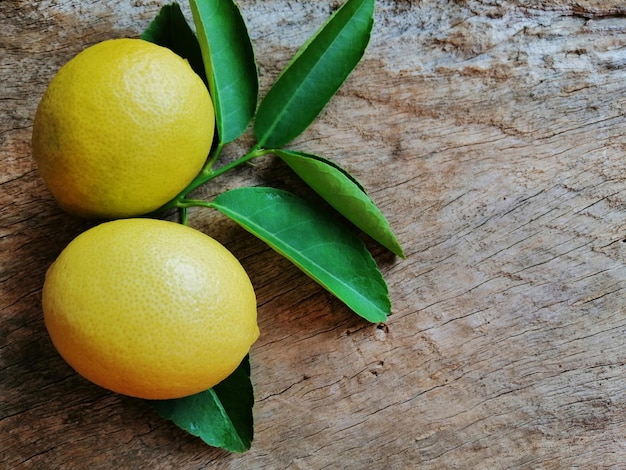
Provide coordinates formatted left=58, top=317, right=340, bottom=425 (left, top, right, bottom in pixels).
left=2, top=0, right=625, bottom=468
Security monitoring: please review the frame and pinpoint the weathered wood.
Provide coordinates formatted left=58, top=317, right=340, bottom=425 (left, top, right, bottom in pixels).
left=2, top=0, right=626, bottom=468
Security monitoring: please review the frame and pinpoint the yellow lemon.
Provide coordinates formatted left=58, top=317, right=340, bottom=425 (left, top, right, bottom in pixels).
left=42, top=218, right=258, bottom=400
left=32, top=38, right=214, bottom=219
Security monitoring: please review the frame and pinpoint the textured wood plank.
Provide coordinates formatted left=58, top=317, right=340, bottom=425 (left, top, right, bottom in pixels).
left=2, top=0, right=626, bottom=468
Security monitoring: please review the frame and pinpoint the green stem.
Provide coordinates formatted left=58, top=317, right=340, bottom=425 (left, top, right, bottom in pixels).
left=182, top=141, right=226, bottom=197
left=207, top=146, right=267, bottom=181
left=207, top=141, right=225, bottom=169
left=177, top=198, right=214, bottom=209
left=159, top=146, right=270, bottom=213
left=178, top=206, right=189, bottom=225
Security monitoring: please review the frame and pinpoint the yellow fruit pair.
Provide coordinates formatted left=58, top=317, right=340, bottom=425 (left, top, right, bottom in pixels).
left=33, top=39, right=259, bottom=399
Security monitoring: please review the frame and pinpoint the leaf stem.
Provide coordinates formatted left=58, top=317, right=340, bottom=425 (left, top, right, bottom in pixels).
left=185, top=141, right=225, bottom=196
left=178, top=206, right=189, bottom=225
left=206, top=140, right=226, bottom=172
left=159, top=146, right=271, bottom=213
left=177, top=198, right=214, bottom=209
left=207, top=145, right=267, bottom=182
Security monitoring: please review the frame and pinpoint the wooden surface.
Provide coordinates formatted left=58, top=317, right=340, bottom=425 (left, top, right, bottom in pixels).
left=2, top=0, right=626, bottom=468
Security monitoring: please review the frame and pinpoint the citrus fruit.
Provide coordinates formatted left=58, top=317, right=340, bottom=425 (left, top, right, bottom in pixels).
left=32, top=38, right=214, bottom=219
left=42, top=218, right=258, bottom=400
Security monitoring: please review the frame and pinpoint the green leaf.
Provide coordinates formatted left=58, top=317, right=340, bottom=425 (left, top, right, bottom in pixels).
left=154, top=356, right=254, bottom=453
left=274, top=150, right=405, bottom=258
left=280, top=149, right=366, bottom=192
left=190, top=0, right=258, bottom=144
left=254, top=0, right=375, bottom=148
left=140, top=3, right=207, bottom=84
left=210, top=187, right=390, bottom=323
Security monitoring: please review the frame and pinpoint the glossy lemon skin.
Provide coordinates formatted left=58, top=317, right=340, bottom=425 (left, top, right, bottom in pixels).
left=43, top=219, right=259, bottom=400
left=32, top=38, right=215, bottom=219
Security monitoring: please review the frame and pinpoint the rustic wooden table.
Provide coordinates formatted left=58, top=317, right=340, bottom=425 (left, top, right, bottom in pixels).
left=2, top=0, right=626, bottom=468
